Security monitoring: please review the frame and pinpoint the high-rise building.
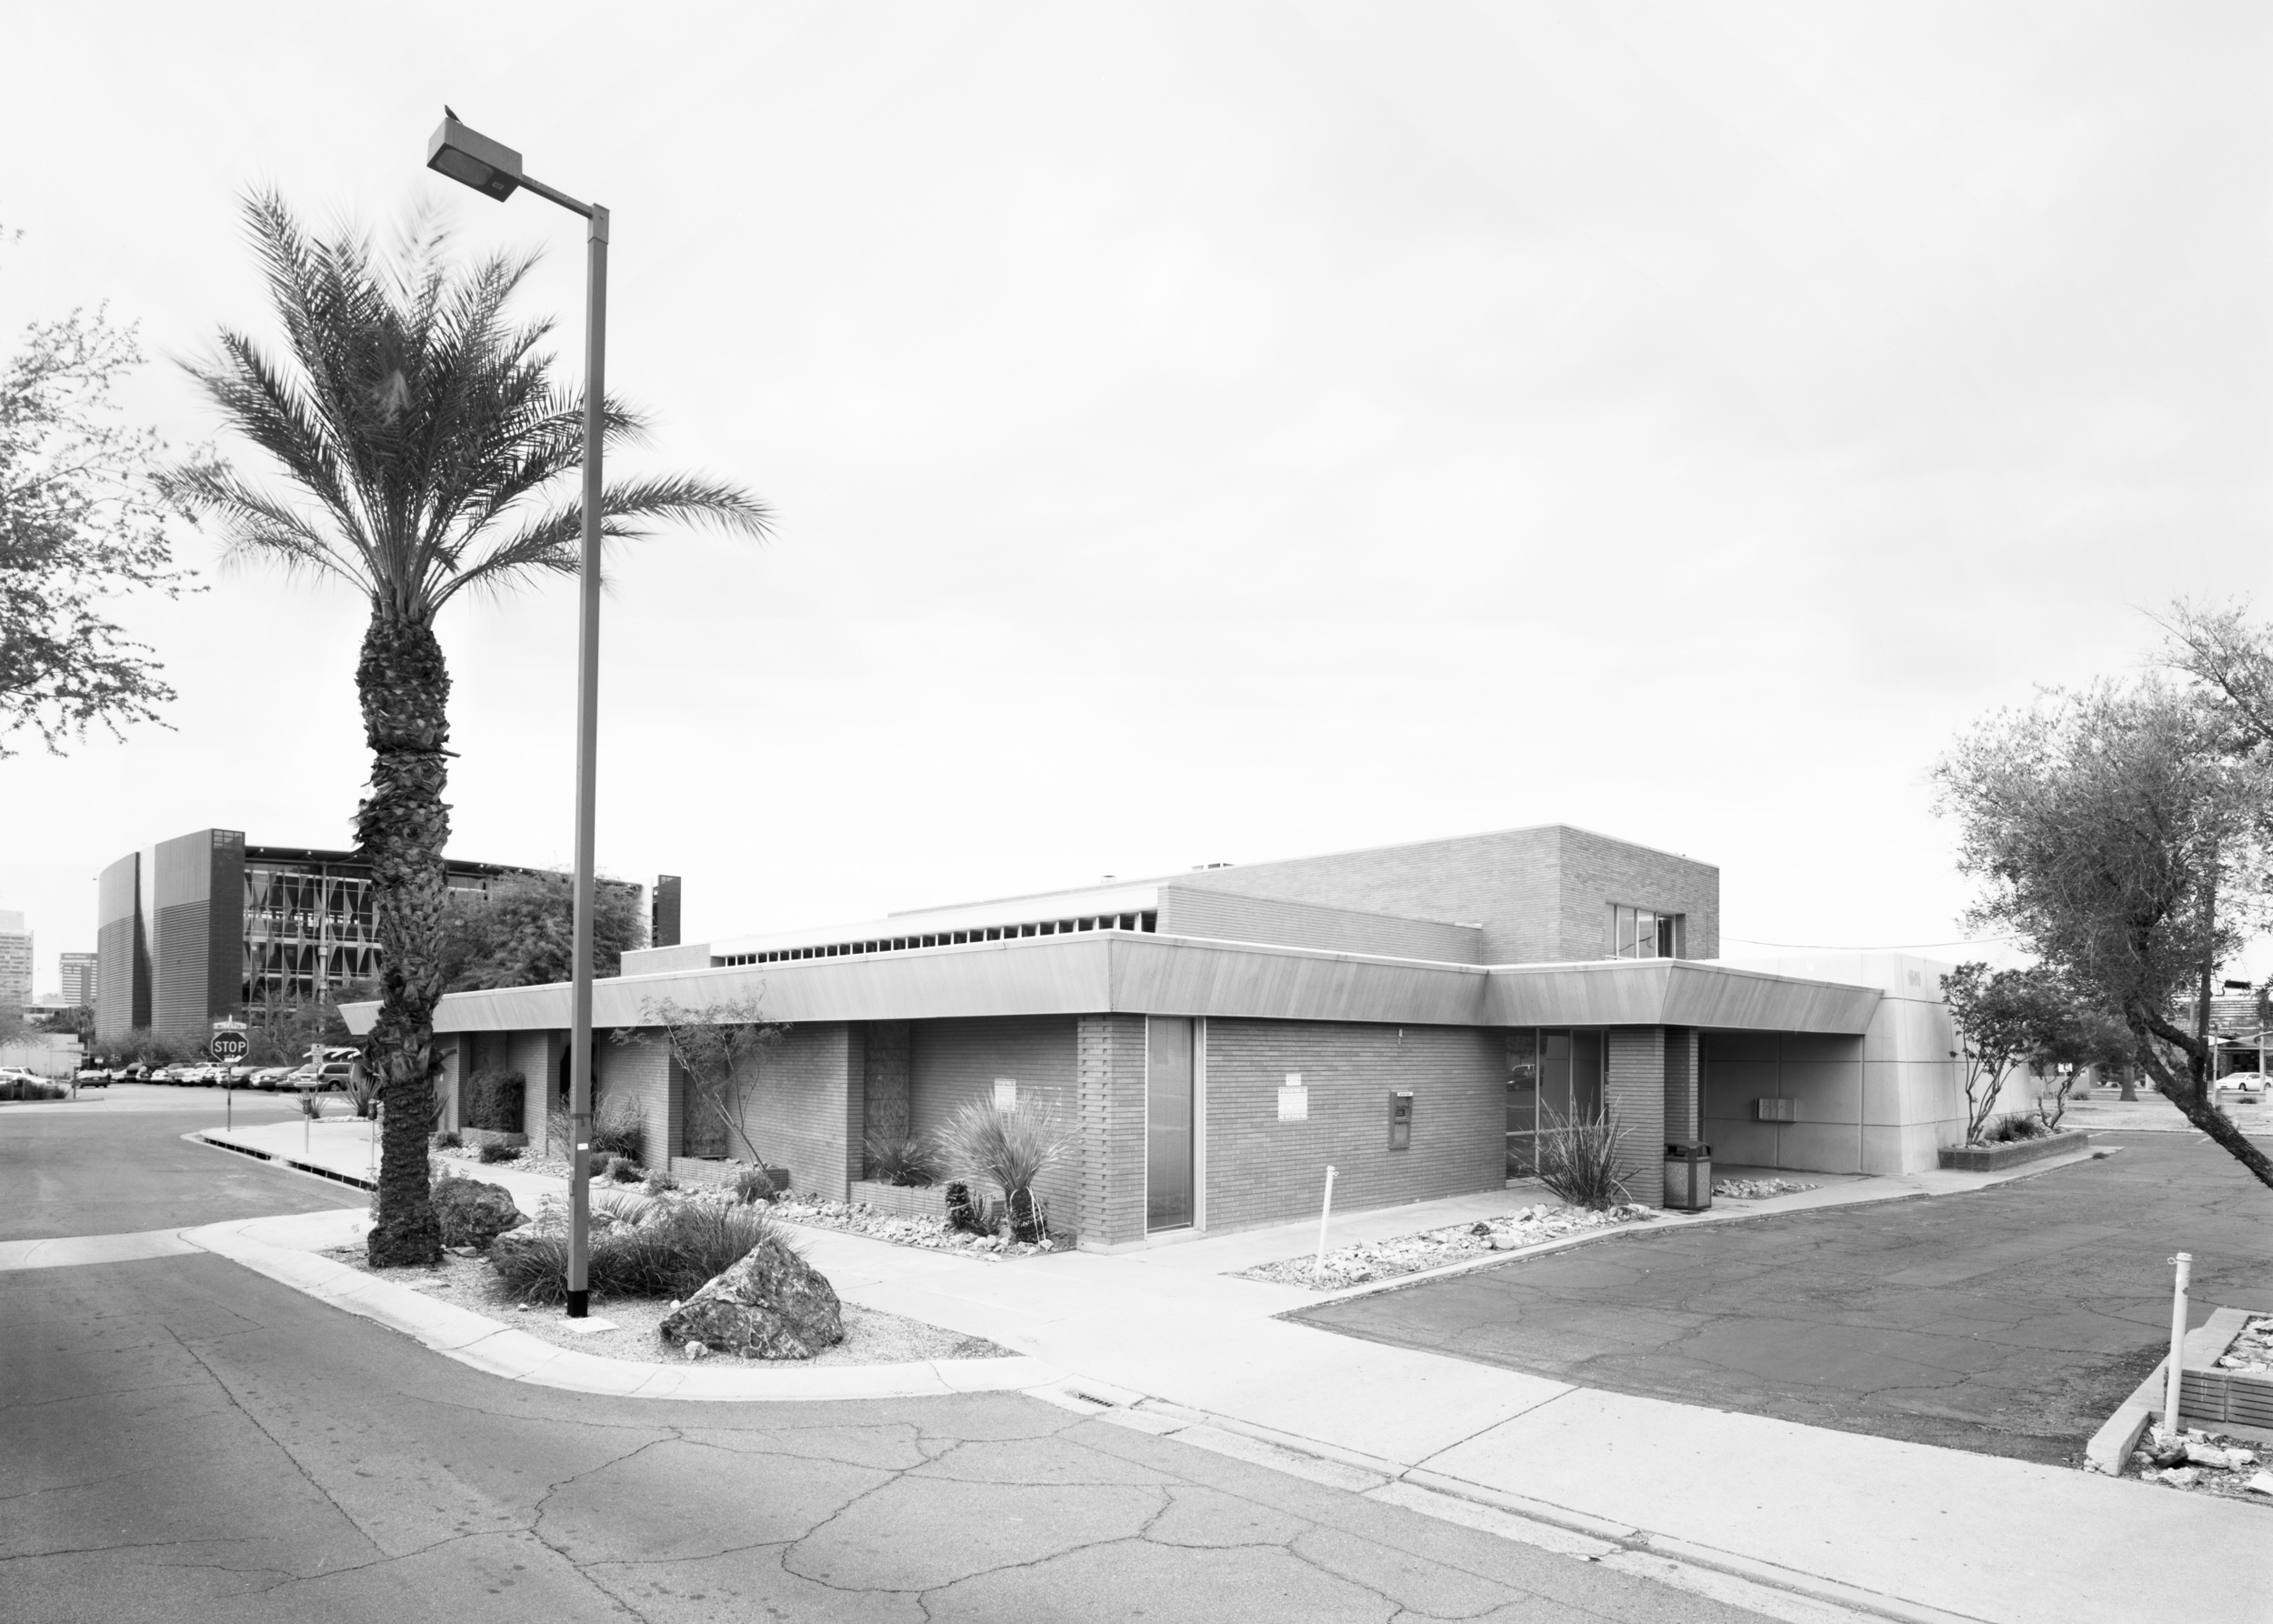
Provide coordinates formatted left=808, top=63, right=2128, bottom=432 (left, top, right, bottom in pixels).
left=95, top=829, right=649, bottom=1044
left=58, top=952, right=97, bottom=1007
left=0, top=911, right=31, bottom=1015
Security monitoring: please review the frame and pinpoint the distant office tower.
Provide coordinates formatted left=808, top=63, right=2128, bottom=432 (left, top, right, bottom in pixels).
left=95, top=828, right=647, bottom=1044
left=0, top=911, right=30, bottom=1014
left=653, top=875, right=682, bottom=949
left=59, top=952, right=97, bottom=1008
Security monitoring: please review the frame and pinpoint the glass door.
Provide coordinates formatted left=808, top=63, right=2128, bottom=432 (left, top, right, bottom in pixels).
left=1146, top=1016, right=1194, bottom=1231
left=1506, top=1032, right=1538, bottom=1178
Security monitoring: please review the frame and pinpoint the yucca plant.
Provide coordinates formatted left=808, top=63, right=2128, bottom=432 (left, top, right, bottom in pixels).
left=1535, top=1100, right=1632, bottom=1210
left=936, top=1098, right=1073, bottom=1242
left=170, top=195, right=768, bottom=1266
left=864, top=1131, right=942, bottom=1188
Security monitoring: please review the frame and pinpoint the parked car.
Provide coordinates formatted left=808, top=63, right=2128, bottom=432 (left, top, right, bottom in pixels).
left=75, top=1068, right=109, bottom=1086
left=285, top=1061, right=357, bottom=1092
left=250, top=1067, right=294, bottom=1090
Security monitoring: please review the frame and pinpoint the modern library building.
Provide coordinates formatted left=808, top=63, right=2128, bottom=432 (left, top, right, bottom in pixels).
left=362, top=825, right=1969, bottom=1251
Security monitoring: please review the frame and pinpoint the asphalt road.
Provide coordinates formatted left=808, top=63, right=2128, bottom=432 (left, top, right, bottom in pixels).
left=1, top=1088, right=1773, bottom=1622
left=0, top=1085, right=351, bottom=1241
left=1295, top=1130, right=2273, bottom=1466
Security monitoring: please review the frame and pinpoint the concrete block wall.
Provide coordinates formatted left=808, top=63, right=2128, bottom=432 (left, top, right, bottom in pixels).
left=1605, top=1027, right=1666, bottom=1205
left=1716, top=951, right=1964, bottom=1172
left=911, top=1015, right=1082, bottom=1237
left=1078, top=1013, right=1147, bottom=1248
left=1702, top=1031, right=1868, bottom=1172
left=1156, top=887, right=1485, bottom=964
left=1201, top=1018, right=1504, bottom=1234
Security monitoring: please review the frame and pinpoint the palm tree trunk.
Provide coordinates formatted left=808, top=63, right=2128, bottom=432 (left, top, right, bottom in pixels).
left=358, top=610, right=451, bottom=1267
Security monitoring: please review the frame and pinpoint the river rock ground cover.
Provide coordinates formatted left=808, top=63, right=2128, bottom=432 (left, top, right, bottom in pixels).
left=1240, top=1204, right=1657, bottom=1290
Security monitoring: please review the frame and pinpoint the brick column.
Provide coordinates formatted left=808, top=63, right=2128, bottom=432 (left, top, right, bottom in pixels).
left=1606, top=1027, right=1667, bottom=1208
left=1076, top=1013, right=1147, bottom=1248
left=839, top=1023, right=866, bottom=1198
left=1662, top=1027, right=1699, bottom=1145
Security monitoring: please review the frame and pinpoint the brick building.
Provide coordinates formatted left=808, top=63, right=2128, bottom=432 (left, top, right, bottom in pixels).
left=354, top=826, right=1967, bottom=1251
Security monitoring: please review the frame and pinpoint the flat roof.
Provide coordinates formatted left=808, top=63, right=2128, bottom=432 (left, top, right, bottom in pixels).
left=345, top=932, right=1878, bottom=1038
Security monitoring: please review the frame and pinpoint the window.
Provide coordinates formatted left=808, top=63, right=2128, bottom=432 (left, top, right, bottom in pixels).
left=1608, top=904, right=1680, bottom=959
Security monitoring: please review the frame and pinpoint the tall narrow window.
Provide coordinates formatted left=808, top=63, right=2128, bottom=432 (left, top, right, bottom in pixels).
left=1146, top=1016, right=1195, bottom=1231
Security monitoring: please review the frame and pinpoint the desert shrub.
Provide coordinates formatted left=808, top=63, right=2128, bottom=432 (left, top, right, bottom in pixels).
left=488, top=1198, right=786, bottom=1304
left=732, top=1166, right=776, bottom=1204
left=592, top=1188, right=660, bottom=1228
left=603, top=1155, right=645, bottom=1183
left=644, top=1169, right=679, bottom=1194
left=936, top=1098, right=1071, bottom=1240
left=0, top=1077, right=67, bottom=1100
left=592, top=1093, right=646, bottom=1161
left=463, top=1067, right=526, bottom=1134
left=432, top=1128, right=462, bottom=1149
left=1536, top=1101, right=1631, bottom=1210
left=478, top=1140, right=522, bottom=1165
left=944, top=1180, right=1002, bottom=1237
left=342, top=1061, right=380, bottom=1119
left=297, top=1092, right=325, bottom=1119
left=1983, top=1112, right=2050, bottom=1144
left=865, top=1132, right=942, bottom=1188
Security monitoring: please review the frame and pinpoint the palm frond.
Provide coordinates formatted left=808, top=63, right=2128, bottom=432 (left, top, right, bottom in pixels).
left=436, top=476, right=774, bottom=606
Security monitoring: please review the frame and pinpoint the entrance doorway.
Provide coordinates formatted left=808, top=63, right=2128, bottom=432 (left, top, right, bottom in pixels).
left=1505, top=1028, right=1603, bottom=1178
left=1146, top=1016, right=1194, bottom=1231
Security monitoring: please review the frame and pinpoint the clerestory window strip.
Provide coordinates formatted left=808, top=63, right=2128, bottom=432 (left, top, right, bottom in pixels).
left=715, top=910, right=1158, bottom=967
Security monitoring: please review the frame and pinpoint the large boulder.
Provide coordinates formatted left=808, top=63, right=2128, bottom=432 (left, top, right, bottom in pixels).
left=431, top=1177, right=527, bottom=1250
left=659, top=1240, right=844, bottom=1359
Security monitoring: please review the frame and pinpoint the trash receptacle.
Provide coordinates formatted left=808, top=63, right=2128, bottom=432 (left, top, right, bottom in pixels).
left=1664, top=1142, right=1712, bottom=1211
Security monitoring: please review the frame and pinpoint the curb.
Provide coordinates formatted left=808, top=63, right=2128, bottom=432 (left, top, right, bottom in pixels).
left=1031, top=1389, right=1983, bottom=1624
left=187, top=1129, right=379, bottom=1193
left=178, top=1214, right=1066, bottom=1403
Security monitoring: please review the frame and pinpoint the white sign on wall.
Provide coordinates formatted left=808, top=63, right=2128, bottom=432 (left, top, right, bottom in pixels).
left=994, top=1078, right=1017, bottom=1110
left=1277, top=1072, right=1308, bottom=1122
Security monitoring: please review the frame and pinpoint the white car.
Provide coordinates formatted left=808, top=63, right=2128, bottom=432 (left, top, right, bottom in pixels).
left=250, top=1067, right=295, bottom=1090
left=287, top=1062, right=357, bottom=1092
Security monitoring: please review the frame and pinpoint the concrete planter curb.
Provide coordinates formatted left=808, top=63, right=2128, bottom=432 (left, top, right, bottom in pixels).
left=460, top=1128, right=526, bottom=1150
left=849, top=1178, right=949, bottom=1221
left=177, top=1210, right=1064, bottom=1403
left=1937, top=1129, right=2090, bottom=1172
left=2084, top=1305, right=2273, bottom=1472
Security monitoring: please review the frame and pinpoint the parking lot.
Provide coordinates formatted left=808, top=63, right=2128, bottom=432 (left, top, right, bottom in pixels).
left=1293, top=1131, right=2272, bottom=1466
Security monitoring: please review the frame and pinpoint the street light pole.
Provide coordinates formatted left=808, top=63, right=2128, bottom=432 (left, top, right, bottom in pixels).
left=426, top=111, right=606, bottom=1317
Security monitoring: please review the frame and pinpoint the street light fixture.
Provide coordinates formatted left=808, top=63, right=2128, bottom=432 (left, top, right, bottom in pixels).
left=426, top=109, right=608, bottom=1318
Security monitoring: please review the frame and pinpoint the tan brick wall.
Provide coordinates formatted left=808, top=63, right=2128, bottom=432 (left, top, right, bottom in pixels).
left=1663, top=1027, right=1699, bottom=1144
left=1202, top=1018, right=1504, bottom=1233
left=595, top=1031, right=671, bottom=1168
left=911, top=1016, right=1082, bottom=1238
left=1175, top=827, right=1717, bottom=966
left=733, top=1022, right=859, bottom=1200
left=1078, top=1013, right=1147, bottom=1247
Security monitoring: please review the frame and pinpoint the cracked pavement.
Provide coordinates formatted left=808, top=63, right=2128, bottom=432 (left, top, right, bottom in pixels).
left=2, top=1087, right=1779, bottom=1622
left=1295, top=1130, right=2273, bottom=1465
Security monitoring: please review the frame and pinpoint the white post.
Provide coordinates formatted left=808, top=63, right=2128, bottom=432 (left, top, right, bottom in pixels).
left=1314, top=1165, right=1338, bottom=1276
left=2164, top=1251, right=2193, bottom=1439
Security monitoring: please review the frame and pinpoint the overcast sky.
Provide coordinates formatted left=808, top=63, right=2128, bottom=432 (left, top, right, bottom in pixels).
left=4, top=2, right=2268, bottom=991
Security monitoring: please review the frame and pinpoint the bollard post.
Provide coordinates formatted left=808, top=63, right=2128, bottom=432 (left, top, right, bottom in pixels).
left=1314, top=1165, right=1338, bottom=1277
left=2164, top=1252, right=2193, bottom=1439
left=226, top=1085, right=232, bottom=1133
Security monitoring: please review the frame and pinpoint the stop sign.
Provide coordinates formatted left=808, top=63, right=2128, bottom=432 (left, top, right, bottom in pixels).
left=210, top=1031, right=249, bottom=1063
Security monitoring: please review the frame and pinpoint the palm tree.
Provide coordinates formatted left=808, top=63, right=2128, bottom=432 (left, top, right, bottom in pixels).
left=169, top=195, right=769, bottom=1266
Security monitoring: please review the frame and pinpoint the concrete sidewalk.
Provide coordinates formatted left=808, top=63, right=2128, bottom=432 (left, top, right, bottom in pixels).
left=189, top=1121, right=2269, bottom=1624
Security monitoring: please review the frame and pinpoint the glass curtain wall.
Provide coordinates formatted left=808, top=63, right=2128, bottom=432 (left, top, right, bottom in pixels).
left=1505, top=1028, right=1605, bottom=1178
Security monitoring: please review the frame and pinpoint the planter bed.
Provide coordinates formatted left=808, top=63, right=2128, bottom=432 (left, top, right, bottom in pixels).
left=771, top=1194, right=1068, bottom=1259
left=459, top=1128, right=526, bottom=1150
left=1240, top=1202, right=1656, bottom=1291
left=1937, top=1128, right=2090, bottom=1172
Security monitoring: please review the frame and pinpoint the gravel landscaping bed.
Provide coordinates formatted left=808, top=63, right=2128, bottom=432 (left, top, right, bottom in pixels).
left=2123, top=1425, right=2273, bottom=1507
left=1713, top=1178, right=1819, bottom=1199
left=766, top=1194, right=1068, bottom=1258
left=1239, top=1203, right=1657, bottom=1290
left=337, top=1245, right=1012, bottom=1366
